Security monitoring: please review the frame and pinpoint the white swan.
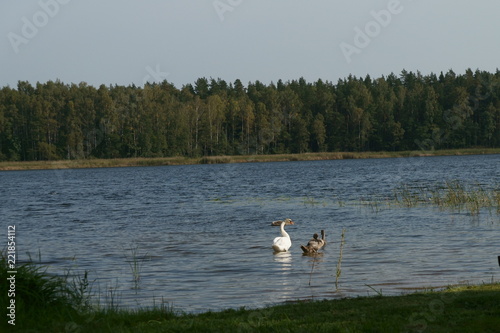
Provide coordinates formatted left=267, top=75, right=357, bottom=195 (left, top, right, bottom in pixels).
left=272, top=219, right=294, bottom=252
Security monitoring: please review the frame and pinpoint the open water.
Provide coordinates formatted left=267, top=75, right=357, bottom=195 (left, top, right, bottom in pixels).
left=1, top=154, right=499, bottom=312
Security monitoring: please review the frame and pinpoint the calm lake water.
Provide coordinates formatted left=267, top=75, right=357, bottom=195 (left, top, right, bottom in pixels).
left=1, top=154, right=499, bottom=313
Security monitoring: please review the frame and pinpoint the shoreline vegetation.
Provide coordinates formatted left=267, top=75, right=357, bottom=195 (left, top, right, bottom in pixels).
left=1, top=250, right=499, bottom=332
left=1, top=147, right=500, bottom=171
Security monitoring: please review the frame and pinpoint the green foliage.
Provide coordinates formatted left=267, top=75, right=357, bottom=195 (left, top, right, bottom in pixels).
left=1, top=69, right=500, bottom=162
left=0, top=252, right=81, bottom=331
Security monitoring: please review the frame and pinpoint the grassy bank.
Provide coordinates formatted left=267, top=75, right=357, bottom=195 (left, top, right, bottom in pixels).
left=155, top=284, right=500, bottom=333
left=2, top=254, right=499, bottom=332
left=1, top=148, right=500, bottom=171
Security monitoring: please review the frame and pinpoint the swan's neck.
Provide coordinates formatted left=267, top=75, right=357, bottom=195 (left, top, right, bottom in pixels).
left=280, top=222, right=290, bottom=238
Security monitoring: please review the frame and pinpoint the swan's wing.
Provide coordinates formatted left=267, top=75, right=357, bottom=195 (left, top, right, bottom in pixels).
left=273, top=236, right=292, bottom=251
left=306, top=239, right=325, bottom=250
left=273, top=236, right=291, bottom=245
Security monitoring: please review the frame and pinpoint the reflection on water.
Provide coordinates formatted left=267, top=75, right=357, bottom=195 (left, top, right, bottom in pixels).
left=0, top=154, right=499, bottom=312
left=273, top=251, right=292, bottom=267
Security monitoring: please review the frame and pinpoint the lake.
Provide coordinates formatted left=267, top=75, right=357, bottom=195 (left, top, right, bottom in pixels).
left=1, top=154, right=499, bottom=313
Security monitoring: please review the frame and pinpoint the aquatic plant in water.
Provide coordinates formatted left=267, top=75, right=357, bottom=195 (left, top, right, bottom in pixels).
left=124, top=245, right=150, bottom=291
left=335, top=228, right=346, bottom=291
left=392, top=180, right=500, bottom=216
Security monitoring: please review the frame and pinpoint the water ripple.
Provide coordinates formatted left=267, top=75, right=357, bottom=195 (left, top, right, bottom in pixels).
left=1, top=155, right=499, bottom=312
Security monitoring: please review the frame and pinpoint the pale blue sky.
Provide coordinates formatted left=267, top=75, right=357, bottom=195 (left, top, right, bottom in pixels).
left=1, top=0, right=499, bottom=88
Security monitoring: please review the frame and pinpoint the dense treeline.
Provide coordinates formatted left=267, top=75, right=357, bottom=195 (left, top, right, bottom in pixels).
left=0, top=69, right=499, bottom=161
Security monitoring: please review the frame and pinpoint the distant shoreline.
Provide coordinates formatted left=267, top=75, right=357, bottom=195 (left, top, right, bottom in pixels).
left=0, top=148, right=499, bottom=171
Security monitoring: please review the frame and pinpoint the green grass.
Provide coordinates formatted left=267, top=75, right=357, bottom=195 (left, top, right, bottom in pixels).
left=1, top=148, right=500, bottom=171
left=2, top=252, right=499, bottom=332
left=1, top=254, right=83, bottom=331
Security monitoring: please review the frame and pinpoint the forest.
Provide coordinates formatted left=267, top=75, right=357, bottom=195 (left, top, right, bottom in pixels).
left=0, top=69, right=499, bottom=161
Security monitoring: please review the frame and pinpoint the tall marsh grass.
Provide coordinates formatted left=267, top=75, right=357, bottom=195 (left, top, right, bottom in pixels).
left=124, top=245, right=150, bottom=291
left=393, top=180, right=500, bottom=216
left=335, top=228, right=346, bottom=291
left=0, top=250, right=175, bottom=331
left=0, top=252, right=84, bottom=330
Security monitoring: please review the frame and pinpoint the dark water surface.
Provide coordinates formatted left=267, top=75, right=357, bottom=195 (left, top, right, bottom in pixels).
left=1, top=154, right=499, bottom=312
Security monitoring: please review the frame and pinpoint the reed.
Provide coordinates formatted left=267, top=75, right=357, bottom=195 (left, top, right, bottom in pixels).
left=308, top=253, right=319, bottom=286
left=335, top=228, right=346, bottom=291
left=124, top=245, right=149, bottom=291
left=393, top=185, right=416, bottom=207
left=2, top=250, right=499, bottom=331
left=303, top=195, right=324, bottom=207
left=104, top=284, right=122, bottom=312
left=367, top=199, right=384, bottom=213
left=65, top=269, right=94, bottom=312
left=365, top=284, right=384, bottom=297
left=392, top=180, right=500, bottom=216
left=494, top=190, right=500, bottom=214
left=0, top=251, right=84, bottom=330
left=3, top=148, right=500, bottom=171
left=198, top=156, right=233, bottom=164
